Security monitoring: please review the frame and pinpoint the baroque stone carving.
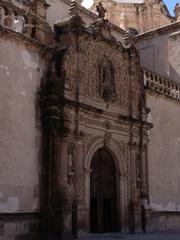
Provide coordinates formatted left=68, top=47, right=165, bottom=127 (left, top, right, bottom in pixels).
left=63, top=38, right=130, bottom=109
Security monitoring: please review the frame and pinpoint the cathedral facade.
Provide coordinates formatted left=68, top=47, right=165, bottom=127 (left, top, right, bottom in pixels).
left=0, top=0, right=180, bottom=239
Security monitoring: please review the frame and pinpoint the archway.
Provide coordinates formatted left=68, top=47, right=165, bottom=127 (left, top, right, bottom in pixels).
left=90, top=148, right=117, bottom=233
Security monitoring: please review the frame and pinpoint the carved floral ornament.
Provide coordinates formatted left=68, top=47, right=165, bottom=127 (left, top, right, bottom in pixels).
left=99, top=59, right=115, bottom=102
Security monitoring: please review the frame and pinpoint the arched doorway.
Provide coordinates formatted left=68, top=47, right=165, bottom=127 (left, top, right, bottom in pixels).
left=90, top=148, right=117, bottom=233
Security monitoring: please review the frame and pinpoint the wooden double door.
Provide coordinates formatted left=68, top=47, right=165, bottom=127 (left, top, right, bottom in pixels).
left=90, top=148, right=117, bottom=233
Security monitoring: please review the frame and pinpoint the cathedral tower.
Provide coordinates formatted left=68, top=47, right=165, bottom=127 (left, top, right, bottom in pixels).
left=91, top=0, right=174, bottom=33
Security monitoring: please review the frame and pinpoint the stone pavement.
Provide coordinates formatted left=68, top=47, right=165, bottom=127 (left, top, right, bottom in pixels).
left=1, top=232, right=180, bottom=240
left=79, top=232, right=180, bottom=240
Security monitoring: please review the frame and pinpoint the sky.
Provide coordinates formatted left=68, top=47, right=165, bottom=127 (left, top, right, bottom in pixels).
left=82, top=0, right=179, bottom=16
left=164, top=0, right=179, bottom=16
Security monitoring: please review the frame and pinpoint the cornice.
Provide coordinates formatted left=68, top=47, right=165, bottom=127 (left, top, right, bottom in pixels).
left=137, top=21, right=180, bottom=39
left=93, top=0, right=144, bottom=8
left=60, top=0, right=128, bottom=36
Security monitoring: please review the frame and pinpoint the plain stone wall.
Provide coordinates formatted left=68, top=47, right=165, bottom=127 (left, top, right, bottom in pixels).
left=137, top=27, right=180, bottom=84
left=168, top=31, right=180, bottom=84
left=137, top=34, right=169, bottom=78
left=146, top=91, right=180, bottom=230
left=0, top=37, right=43, bottom=214
left=46, top=0, right=70, bottom=29
left=46, top=0, right=96, bottom=29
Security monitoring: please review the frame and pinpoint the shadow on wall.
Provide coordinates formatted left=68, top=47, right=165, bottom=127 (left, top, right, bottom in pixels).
left=169, top=65, right=180, bottom=84
left=14, top=233, right=68, bottom=240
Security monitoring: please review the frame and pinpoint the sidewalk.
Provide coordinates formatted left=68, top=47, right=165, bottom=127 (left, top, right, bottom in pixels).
left=79, top=232, right=180, bottom=240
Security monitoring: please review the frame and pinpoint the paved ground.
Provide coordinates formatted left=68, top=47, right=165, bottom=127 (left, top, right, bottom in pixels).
left=1, top=232, right=180, bottom=240
left=79, top=232, right=180, bottom=240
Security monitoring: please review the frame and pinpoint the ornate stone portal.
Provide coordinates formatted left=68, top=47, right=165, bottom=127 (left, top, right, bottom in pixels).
left=39, top=8, right=152, bottom=238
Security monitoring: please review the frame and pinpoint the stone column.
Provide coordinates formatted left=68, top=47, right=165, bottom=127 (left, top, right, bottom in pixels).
left=74, top=135, right=88, bottom=235
left=39, top=77, right=63, bottom=238
left=129, top=142, right=142, bottom=233
left=140, top=144, right=149, bottom=233
left=54, top=139, right=74, bottom=240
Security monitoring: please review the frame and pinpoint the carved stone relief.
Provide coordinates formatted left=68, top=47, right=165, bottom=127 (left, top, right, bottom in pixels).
left=62, top=37, right=132, bottom=109
left=130, top=55, right=142, bottom=114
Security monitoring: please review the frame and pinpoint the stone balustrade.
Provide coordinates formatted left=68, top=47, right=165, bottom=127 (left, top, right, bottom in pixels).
left=0, top=0, right=52, bottom=44
left=142, top=68, right=180, bottom=101
left=0, top=0, right=35, bottom=37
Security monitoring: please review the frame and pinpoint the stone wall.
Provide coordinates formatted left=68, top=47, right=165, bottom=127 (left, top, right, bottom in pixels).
left=46, top=0, right=70, bottom=29
left=168, top=31, right=180, bottom=84
left=137, top=22, right=180, bottom=83
left=0, top=35, right=44, bottom=238
left=146, top=90, right=180, bottom=231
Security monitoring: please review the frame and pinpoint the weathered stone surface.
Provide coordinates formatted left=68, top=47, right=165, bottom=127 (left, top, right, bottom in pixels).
left=0, top=0, right=180, bottom=238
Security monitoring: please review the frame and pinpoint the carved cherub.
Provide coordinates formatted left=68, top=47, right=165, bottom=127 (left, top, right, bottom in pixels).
left=96, top=2, right=106, bottom=19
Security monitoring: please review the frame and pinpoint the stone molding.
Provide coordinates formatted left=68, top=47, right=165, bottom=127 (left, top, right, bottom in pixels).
left=85, top=137, right=126, bottom=175
left=61, top=0, right=130, bottom=37
left=143, top=68, right=180, bottom=102
left=137, top=21, right=180, bottom=40
left=0, top=212, right=41, bottom=220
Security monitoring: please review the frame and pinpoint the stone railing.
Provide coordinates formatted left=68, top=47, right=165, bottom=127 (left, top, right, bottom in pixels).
left=0, top=0, right=35, bottom=36
left=142, top=68, right=180, bottom=101
left=0, top=0, right=52, bottom=44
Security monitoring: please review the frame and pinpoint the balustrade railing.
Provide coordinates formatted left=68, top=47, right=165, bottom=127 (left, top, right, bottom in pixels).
left=0, top=0, right=39, bottom=38
left=142, top=68, right=180, bottom=101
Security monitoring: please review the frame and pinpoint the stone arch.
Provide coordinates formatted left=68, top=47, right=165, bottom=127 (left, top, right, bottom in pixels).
left=85, top=138, right=128, bottom=233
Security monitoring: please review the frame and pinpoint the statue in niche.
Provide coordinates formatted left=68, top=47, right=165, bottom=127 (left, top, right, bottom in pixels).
left=136, top=153, right=141, bottom=189
left=100, top=59, right=115, bottom=102
left=104, top=132, right=111, bottom=147
left=67, top=144, right=75, bottom=185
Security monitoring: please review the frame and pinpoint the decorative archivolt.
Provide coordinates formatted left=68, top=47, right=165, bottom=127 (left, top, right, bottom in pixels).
left=85, top=138, right=126, bottom=177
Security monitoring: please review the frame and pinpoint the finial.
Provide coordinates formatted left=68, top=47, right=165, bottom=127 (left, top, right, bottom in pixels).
left=119, top=8, right=128, bottom=30
left=96, top=2, right=106, bottom=19
left=174, top=3, right=180, bottom=21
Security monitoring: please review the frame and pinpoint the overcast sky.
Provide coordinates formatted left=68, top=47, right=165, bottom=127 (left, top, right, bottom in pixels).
left=82, top=0, right=179, bottom=16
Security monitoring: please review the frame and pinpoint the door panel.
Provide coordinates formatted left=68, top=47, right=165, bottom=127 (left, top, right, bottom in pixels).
left=90, top=148, right=117, bottom=233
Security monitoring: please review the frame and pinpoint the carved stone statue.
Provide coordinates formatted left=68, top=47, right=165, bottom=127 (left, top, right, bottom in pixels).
left=67, top=144, right=75, bottom=184
left=100, top=59, right=115, bottom=102
left=14, top=15, right=25, bottom=33
left=96, top=2, right=106, bottom=19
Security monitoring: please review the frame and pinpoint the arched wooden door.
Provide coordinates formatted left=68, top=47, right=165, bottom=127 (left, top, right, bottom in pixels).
left=90, top=148, right=117, bottom=233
